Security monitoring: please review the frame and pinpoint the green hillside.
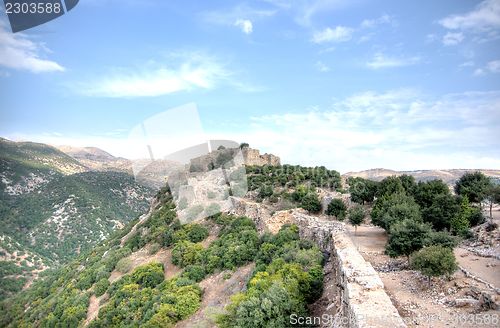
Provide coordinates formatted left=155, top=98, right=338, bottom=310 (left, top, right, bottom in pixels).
left=0, top=139, right=154, bottom=300
left=0, top=186, right=324, bottom=328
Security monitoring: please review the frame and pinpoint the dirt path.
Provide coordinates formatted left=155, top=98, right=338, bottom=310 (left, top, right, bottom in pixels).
left=175, top=263, right=255, bottom=328
left=109, top=246, right=180, bottom=283
left=454, top=248, right=499, bottom=287
left=83, top=294, right=106, bottom=327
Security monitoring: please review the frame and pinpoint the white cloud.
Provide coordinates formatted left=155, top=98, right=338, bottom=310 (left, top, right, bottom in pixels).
left=360, top=14, right=394, bottom=29
left=79, top=53, right=232, bottom=97
left=262, top=0, right=350, bottom=27
left=487, top=59, right=500, bottom=72
left=0, top=21, right=64, bottom=73
left=439, top=0, right=500, bottom=32
left=315, top=61, right=330, bottom=72
left=459, top=61, right=475, bottom=67
left=474, top=68, right=485, bottom=76
left=366, top=53, right=420, bottom=69
left=472, top=59, right=500, bottom=76
left=218, top=90, right=500, bottom=172
left=442, top=32, right=465, bottom=45
left=234, top=19, right=253, bottom=34
left=200, top=4, right=277, bottom=26
left=312, top=26, right=353, bottom=43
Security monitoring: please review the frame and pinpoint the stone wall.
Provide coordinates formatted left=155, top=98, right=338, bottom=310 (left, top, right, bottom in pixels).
left=242, top=148, right=280, bottom=166
left=189, top=147, right=280, bottom=172
left=331, top=232, right=407, bottom=328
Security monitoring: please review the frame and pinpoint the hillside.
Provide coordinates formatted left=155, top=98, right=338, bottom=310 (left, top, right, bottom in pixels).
left=56, top=145, right=131, bottom=173
left=0, top=186, right=326, bottom=328
left=344, top=168, right=500, bottom=185
left=0, top=138, right=154, bottom=300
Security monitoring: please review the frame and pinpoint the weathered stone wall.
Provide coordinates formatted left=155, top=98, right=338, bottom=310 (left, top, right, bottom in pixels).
left=189, top=147, right=280, bottom=172
left=242, top=148, right=280, bottom=166
left=331, top=232, right=407, bottom=328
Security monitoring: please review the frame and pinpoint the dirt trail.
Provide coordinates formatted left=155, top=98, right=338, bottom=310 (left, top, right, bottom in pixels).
left=109, top=246, right=180, bottom=283
left=175, top=263, right=255, bottom=328
left=83, top=294, right=106, bottom=327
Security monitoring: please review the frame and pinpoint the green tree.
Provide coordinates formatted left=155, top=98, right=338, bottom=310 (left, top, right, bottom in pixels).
left=455, top=171, right=492, bottom=205
left=420, top=193, right=459, bottom=231
left=424, top=231, right=458, bottom=249
left=486, top=184, right=500, bottom=219
left=130, top=262, right=165, bottom=288
left=385, top=220, right=432, bottom=260
left=258, top=184, right=274, bottom=200
left=300, top=192, right=322, bottom=213
left=377, top=176, right=405, bottom=197
left=94, top=278, right=110, bottom=297
left=172, top=241, right=203, bottom=268
left=347, top=177, right=378, bottom=204
left=451, top=197, right=472, bottom=236
left=410, top=245, right=458, bottom=286
left=371, top=192, right=421, bottom=230
left=326, top=199, right=347, bottom=220
left=348, top=206, right=365, bottom=234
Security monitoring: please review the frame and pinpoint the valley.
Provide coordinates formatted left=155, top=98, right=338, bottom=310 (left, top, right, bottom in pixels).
left=0, top=141, right=499, bottom=327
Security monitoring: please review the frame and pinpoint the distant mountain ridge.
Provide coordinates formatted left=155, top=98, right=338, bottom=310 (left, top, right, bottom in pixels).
left=343, top=168, right=500, bottom=184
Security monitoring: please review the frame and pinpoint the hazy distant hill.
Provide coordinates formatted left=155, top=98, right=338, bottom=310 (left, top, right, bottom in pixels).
left=343, top=168, right=500, bottom=185
left=0, top=138, right=153, bottom=300
left=56, top=145, right=132, bottom=172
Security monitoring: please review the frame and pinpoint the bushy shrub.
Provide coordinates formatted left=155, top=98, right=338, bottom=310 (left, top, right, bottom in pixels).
left=94, top=278, right=110, bottom=297
left=130, top=262, right=164, bottom=288
left=326, top=199, right=347, bottom=220
left=385, top=219, right=432, bottom=259
left=410, top=246, right=457, bottom=285
left=300, top=192, right=322, bottom=213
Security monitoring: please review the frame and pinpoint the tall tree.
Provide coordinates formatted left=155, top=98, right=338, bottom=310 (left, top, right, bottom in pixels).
left=455, top=172, right=492, bottom=205
left=348, top=205, right=365, bottom=235
left=486, top=184, right=500, bottom=219
left=326, top=199, right=347, bottom=220
left=385, top=219, right=432, bottom=261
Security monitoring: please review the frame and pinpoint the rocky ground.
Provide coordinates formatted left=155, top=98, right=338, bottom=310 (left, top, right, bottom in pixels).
left=347, top=209, right=500, bottom=328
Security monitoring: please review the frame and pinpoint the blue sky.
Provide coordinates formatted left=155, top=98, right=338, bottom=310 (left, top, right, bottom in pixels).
left=1, top=0, right=499, bottom=172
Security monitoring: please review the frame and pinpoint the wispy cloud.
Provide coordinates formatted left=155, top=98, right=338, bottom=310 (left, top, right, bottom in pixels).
left=442, top=32, right=465, bottom=45
left=366, top=53, right=420, bottom=69
left=315, top=60, right=330, bottom=72
left=487, top=59, right=500, bottom=72
left=78, top=53, right=232, bottom=97
left=262, top=0, right=351, bottom=27
left=473, top=59, right=500, bottom=76
left=360, top=14, right=395, bottom=29
left=439, top=0, right=500, bottom=32
left=201, top=4, right=274, bottom=33
left=234, top=19, right=253, bottom=34
left=312, top=26, right=353, bottom=43
left=0, top=21, right=64, bottom=73
left=221, top=90, right=500, bottom=172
